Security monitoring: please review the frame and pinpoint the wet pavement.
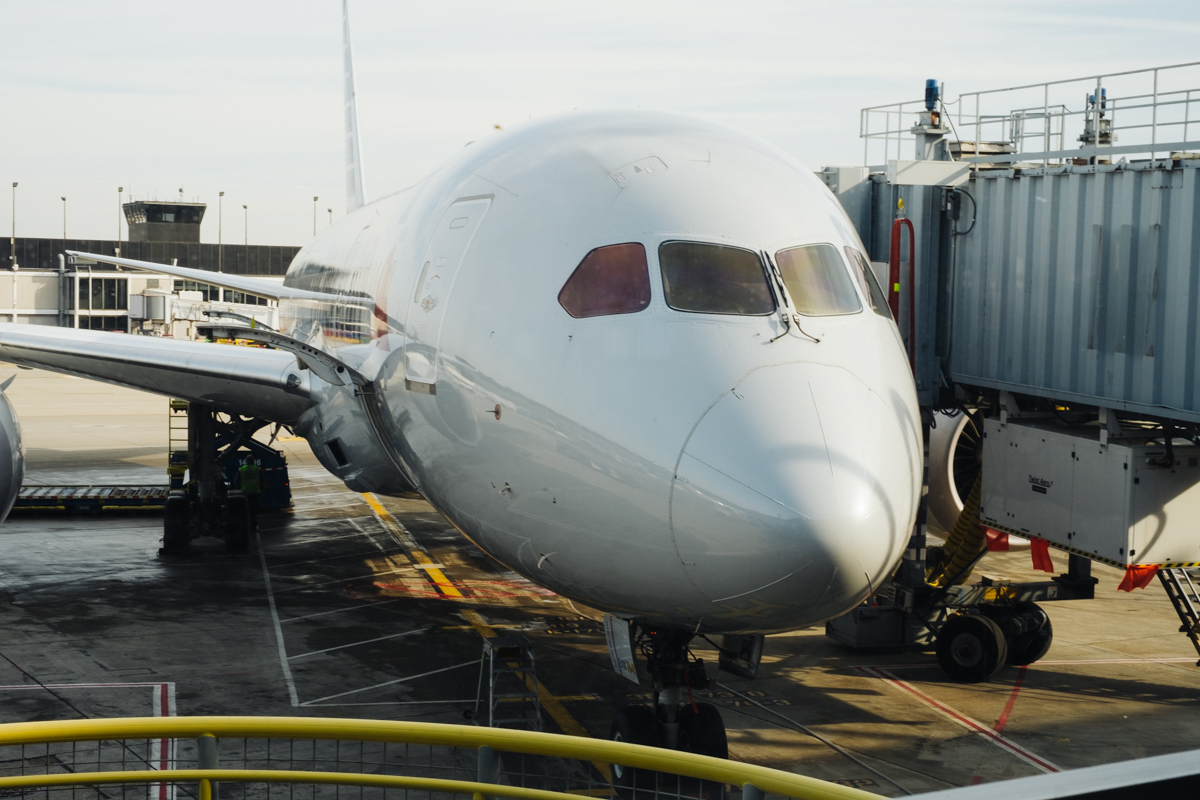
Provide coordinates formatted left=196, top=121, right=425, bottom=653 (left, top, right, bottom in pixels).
left=2, top=365, right=1200, bottom=796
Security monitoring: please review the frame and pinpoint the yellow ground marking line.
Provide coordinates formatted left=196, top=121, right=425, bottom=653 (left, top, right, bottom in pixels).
left=361, top=493, right=464, bottom=598
left=462, top=610, right=613, bottom=783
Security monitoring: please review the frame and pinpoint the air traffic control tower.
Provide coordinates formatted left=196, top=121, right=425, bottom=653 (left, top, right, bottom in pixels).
left=122, top=201, right=206, bottom=243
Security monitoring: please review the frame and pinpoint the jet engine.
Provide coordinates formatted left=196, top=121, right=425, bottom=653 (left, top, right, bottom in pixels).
left=0, top=386, right=23, bottom=523
left=927, top=410, right=982, bottom=534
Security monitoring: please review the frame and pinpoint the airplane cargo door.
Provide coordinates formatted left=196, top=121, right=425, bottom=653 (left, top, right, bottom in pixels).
left=404, top=197, right=491, bottom=392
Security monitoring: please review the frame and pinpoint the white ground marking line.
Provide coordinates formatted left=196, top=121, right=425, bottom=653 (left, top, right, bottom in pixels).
left=280, top=597, right=406, bottom=624
left=256, top=528, right=300, bottom=707
left=270, top=548, right=405, bottom=570
left=860, top=667, right=1060, bottom=773
left=269, top=569, right=409, bottom=595
left=258, top=520, right=363, bottom=537
left=288, top=628, right=428, bottom=661
left=858, top=657, right=1200, bottom=669
left=300, top=660, right=477, bottom=706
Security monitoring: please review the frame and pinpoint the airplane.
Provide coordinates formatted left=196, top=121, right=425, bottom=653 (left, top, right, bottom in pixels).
left=0, top=0, right=921, bottom=769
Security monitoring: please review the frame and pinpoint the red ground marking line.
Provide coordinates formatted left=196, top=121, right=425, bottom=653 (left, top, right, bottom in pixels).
left=993, top=666, right=1027, bottom=734
left=859, top=666, right=1060, bottom=773
left=0, top=683, right=176, bottom=800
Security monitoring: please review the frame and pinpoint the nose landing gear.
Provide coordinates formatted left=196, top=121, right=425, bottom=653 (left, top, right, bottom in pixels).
left=609, top=628, right=728, bottom=799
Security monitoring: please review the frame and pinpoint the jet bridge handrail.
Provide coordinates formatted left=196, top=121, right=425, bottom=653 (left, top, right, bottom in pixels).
left=0, top=716, right=882, bottom=800
left=861, top=60, right=1200, bottom=166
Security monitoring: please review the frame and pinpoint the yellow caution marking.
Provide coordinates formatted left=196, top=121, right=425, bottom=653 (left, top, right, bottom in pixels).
left=461, top=610, right=611, bottom=782
left=360, top=493, right=464, bottom=598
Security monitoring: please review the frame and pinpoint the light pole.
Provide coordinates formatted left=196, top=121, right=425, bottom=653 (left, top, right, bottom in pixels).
left=313, top=196, right=318, bottom=235
left=243, top=204, right=248, bottom=270
left=10, top=182, right=16, bottom=270
left=327, top=208, right=332, bottom=227
left=218, top=191, right=224, bottom=272
left=116, top=186, right=123, bottom=257
left=61, top=197, right=67, bottom=248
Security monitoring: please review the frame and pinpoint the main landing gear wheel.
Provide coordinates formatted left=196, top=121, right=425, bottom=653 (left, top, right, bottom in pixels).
left=936, top=613, right=1008, bottom=682
left=224, top=492, right=250, bottom=554
left=610, top=705, right=662, bottom=800
left=1002, top=602, right=1053, bottom=666
left=161, top=491, right=191, bottom=556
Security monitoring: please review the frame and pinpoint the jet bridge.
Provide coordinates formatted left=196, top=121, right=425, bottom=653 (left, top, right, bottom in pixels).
left=823, top=61, right=1200, bottom=679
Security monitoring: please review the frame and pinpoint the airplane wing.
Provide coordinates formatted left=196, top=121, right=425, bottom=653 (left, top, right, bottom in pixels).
left=65, top=250, right=370, bottom=307
left=0, top=323, right=314, bottom=424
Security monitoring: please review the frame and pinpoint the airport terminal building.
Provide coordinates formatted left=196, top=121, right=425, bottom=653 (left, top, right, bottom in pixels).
left=0, top=200, right=298, bottom=337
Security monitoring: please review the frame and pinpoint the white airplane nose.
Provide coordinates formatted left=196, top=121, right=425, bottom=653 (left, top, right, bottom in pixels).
left=670, top=362, right=917, bottom=630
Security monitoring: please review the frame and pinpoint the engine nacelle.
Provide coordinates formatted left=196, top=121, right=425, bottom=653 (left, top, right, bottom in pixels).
left=0, top=388, right=24, bottom=523
left=927, top=410, right=978, bottom=533
left=928, top=409, right=1027, bottom=548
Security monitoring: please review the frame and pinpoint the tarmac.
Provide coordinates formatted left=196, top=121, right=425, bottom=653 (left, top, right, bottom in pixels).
left=1, top=365, right=1199, bottom=797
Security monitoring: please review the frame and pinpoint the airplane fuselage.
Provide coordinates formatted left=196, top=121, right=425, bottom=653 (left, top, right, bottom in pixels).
left=278, top=111, right=922, bottom=634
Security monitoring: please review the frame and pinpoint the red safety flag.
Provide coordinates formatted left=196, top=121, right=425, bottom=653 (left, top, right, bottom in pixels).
left=1117, top=564, right=1159, bottom=592
left=1030, top=538, right=1055, bottom=573
left=984, top=527, right=1010, bottom=552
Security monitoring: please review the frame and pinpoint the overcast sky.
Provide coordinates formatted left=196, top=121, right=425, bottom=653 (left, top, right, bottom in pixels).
left=4, top=1, right=1198, bottom=247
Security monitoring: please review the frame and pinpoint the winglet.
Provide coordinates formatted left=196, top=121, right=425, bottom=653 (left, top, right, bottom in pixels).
left=343, top=0, right=367, bottom=212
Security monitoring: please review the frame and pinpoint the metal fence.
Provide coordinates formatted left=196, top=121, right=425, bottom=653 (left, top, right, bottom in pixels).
left=0, top=717, right=879, bottom=800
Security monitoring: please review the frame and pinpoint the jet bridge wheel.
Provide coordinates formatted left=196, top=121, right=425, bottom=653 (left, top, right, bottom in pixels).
left=161, top=491, right=191, bottom=556
left=610, top=705, right=662, bottom=800
left=936, top=613, right=1008, bottom=682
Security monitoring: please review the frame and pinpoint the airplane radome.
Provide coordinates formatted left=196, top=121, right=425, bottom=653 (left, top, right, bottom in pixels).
left=0, top=108, right=921, bottom=757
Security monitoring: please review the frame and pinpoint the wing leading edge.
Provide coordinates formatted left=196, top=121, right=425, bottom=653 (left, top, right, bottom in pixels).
left=0, top=324, right=314, bottom=424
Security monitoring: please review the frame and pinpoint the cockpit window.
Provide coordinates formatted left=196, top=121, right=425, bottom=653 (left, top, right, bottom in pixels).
left=845, top=246, right=892, bottom=319
left=774, top=244, right=862, bottom=316
left=558, top=243, right=651, bottom=318
left=659, top=242, right=775, bottom=316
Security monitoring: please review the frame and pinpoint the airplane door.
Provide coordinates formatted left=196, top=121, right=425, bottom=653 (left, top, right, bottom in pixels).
left=403, top=197, right=491, bottom=392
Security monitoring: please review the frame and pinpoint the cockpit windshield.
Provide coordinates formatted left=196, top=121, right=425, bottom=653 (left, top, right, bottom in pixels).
left=558, top=243, right=651, bottom=318
left=659, top=241, right=775, bottom=316
left=774, top=244, right=862, bottom=316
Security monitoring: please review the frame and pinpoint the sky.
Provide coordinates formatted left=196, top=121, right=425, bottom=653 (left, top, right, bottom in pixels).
left=4, top=1, right=1199, bottom=247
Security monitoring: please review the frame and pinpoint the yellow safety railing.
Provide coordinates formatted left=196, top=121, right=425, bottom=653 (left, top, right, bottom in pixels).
left=0, top=716, right=883, bottom=800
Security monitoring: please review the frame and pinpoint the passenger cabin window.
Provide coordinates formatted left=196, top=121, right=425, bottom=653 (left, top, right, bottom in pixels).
left=845, top=246, right=892, bottom=319
left=774, top=244, right=862, bottom=316
left=659, top=242, right=774, bottom=316
left=558, top=243, right=651, bottom=318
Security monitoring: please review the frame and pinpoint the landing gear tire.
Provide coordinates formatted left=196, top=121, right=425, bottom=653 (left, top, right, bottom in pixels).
left=678, top=702, right=727, bottom=799
left=678, top=702, right=727, bottom=758
left=224, top=492, right=250, bottom=554
left=1003, top=602, right=1053, bottom=666
left=610, top=705, right=662, bottom=800
left=161, top=491, right=191, bottom=556
left=936, top=613, right=1008, bottom=682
